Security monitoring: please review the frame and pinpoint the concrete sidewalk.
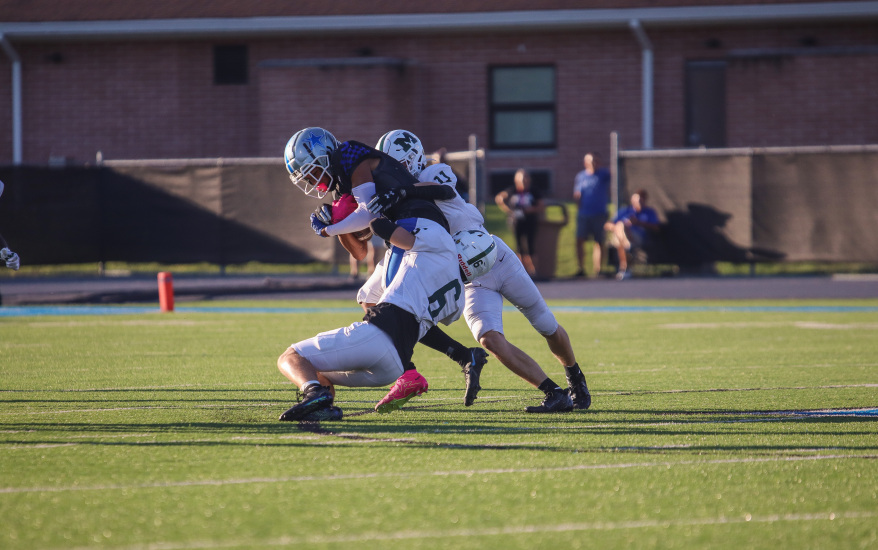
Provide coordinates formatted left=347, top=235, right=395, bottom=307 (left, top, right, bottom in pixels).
left=1, top=272, right=876, bottom=305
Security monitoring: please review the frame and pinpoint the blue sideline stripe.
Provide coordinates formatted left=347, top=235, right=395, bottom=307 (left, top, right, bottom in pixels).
left=793, top=408, right=878, bottom=417
left=1, top=304, right=877, bottom=318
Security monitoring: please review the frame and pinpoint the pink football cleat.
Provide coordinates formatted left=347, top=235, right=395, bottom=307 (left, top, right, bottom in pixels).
left=375, top=370, right=429, bottom=414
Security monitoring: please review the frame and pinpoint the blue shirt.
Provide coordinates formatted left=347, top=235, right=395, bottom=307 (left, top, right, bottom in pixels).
left=573, top=168, right=610, bottom=216
left=613, top=206, right=660, bottom=241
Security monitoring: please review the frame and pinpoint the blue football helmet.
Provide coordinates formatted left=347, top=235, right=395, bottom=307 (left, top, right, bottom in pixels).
left=284, top=127, right=339, bottom=198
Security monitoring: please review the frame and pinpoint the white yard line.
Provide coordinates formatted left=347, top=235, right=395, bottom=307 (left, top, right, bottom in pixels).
left=2, top=453, right=874, bottom=495
left=52, top=510, right=877, bottom=550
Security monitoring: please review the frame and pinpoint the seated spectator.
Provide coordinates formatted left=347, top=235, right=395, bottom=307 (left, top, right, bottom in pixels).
left=604, top=189, right=660, bottom=280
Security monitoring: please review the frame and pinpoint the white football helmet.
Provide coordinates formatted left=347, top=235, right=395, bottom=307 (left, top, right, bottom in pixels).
left=376, top=129, right=427, bottom=178
left=284, top=127, right=339, bottom=199
left=454, top=229, right=497, bottom=283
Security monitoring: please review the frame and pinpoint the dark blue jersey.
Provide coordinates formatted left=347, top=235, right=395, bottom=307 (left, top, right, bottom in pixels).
left=331, top=141, right=416, bottom=196
left=331, top=140, right=449, bottom=232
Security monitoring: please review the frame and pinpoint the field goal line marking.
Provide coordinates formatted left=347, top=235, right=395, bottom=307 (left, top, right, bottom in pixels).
left=3, top=453, right=875, bottom=495
left=51, top=510, right=877, bottom=550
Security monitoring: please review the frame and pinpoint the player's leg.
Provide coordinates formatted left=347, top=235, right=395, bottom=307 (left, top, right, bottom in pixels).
left=544, top=324, right=591, bottom=409
left=464, top=250, right=571, bottom=412
left=277, top=348, right=335, bottom=421
left=493, top=241, right=592, bottom=409
left=374, top=363, right=430, bottom=414
left=418, top=325, right=488, bottom=380
left=278, top=322, right=405, bottom=420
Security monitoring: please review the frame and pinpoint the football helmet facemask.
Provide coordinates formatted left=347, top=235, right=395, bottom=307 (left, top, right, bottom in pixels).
left=284, top=127, right=339, bottom=199
left=376, top=129, right=427, bottom=178
left=454, top=229, right=497, bottom=283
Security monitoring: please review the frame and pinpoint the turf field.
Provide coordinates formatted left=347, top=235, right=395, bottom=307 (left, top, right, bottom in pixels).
left=1, top=299, right=876, bottom=549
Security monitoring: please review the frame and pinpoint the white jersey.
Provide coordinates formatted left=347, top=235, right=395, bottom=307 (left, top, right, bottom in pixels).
left=380, top=217, right=464, bottom=339
left=419, top=164, right=486, bottom=235
left=420, top=164, right=558, bottom=342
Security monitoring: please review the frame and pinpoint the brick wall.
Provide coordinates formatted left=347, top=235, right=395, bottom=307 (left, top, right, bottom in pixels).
left=1, top=21, right=876, bottom=200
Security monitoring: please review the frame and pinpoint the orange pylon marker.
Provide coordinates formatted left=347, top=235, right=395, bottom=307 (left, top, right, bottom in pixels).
left=158, top=271, right=175, bottom=312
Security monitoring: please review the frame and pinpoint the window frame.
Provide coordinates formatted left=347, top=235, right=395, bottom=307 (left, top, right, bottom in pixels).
left=488, top=64, right=557, bottom=150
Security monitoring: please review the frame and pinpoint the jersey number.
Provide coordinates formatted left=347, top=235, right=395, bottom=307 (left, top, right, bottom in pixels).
left=427, top=279, right=462, bottom=319
left=432, top=170, right=454, bottom=184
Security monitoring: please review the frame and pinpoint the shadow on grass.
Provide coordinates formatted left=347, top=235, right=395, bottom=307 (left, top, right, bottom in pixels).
left=3, top=406, right=876, bottom=456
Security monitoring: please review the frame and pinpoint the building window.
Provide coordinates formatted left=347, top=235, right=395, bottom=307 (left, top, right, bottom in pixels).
left=214, top=45, right=248, bottom=85
left=490, top=65, right=556, bottom=149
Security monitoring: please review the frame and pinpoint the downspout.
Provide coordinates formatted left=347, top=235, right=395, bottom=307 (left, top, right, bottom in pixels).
left=629, top=19, right=653, bottom=150
left=0, top=33, right=22, bottom=165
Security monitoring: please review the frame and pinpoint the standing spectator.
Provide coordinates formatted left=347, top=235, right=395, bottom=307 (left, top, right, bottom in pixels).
left=0, top=180, right=21, bottom=272
left=495, top=169, right=544, bottom=278
left=573, top=152, right=611, bottom=278
left=604, top=189, right=660, bottom=280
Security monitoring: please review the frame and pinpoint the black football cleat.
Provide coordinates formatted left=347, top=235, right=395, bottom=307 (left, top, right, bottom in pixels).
left=525, top=388, right=574, bottom=413
left=566, top=371, right=592, bottom=410
left=279, top=385, right=334, bottom=422
left=460, top=348, right=489, bottom=406
left=300, top=406, right=343, bottom=422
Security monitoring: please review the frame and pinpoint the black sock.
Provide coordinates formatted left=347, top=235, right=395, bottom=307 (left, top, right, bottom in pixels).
left=419, top=326, right=469, bottom=363
left=538, top=378, right=562, bottom=395
left=404, top=362, right=416, bottom=372
left=564, top=363, right=583, bottom=378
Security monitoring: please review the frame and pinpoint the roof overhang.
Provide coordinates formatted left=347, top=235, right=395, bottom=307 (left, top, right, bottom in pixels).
left=2, top=2, right=878, bottom=42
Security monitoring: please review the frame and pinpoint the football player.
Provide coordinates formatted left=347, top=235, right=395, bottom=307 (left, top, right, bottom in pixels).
left=369, top=130, right=591, bottom=413
left=278, top=128, right=490, bottom=419
left=0, top=180, right=20, bottom=271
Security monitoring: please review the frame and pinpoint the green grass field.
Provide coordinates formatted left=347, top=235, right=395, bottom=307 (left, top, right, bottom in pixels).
left=2, top=299, right=877, bottom=549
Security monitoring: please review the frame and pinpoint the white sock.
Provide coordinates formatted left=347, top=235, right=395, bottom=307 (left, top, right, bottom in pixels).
left=301, top=380, right=321, bottom=392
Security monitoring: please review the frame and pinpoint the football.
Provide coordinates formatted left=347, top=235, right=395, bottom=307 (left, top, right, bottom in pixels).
left=331, top=194, right=373, bottom=241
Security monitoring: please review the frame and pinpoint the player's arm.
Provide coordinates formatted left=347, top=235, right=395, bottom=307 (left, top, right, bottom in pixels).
left=366, top=182, right=454, bottom=215
left=369, top=217, right=415, bottom=251
left=338, top=232, right=369, bottom=260
left=410, top=182, right=456, bottom=201
left=319, top=184, right=378, bottom=237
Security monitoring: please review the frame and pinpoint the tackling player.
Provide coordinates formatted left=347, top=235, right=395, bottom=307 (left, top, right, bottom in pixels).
left=278, top=128, right=492, bottom=419
left=369, top=130, right=591, bottom=413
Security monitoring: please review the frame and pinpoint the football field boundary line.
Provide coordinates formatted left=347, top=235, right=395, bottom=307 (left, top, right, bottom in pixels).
left=50, top=510, right=878, bottom=550
left=2, top=453, right=875, bottom=495
left=3, top=303, right=878, bottom=317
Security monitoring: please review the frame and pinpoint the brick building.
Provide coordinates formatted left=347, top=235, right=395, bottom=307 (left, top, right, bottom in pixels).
left=2, top=1, right=877, bottom=198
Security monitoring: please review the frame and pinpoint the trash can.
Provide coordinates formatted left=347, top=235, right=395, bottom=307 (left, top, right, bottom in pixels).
left=534, top=201, right=569, bottom=280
